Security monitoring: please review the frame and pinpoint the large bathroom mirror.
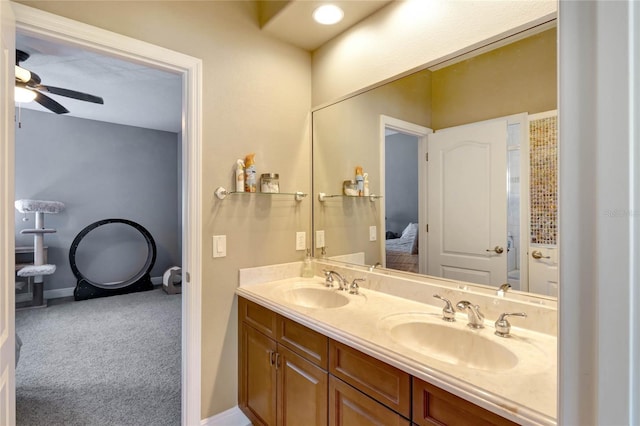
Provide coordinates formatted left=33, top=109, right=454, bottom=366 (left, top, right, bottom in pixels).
left=313, top=21, right=558, bottom=297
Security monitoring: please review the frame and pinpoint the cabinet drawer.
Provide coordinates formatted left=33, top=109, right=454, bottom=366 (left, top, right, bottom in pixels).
left=329, top=340, right=411, bottom=418
left=329, top=375, right=411, bottom=426
left=413, top=378, right=519, bottom=426
left=277, top=315, right=329, bottom=369
left=239, top=297, right=277, bottom=338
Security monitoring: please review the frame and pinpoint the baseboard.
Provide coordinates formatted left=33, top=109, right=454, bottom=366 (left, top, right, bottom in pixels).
left=41, top=276, right=164, bottom=300
left=44, top=287, right=75, bottom=299
left=200, top=406, right=251, bottom=426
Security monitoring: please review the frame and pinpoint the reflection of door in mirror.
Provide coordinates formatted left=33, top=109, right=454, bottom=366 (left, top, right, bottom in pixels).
left=381, top=116, right=431, bottom=275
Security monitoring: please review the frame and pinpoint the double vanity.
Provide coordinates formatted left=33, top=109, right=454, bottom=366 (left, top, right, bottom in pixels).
left=236, top=260, right=557, bottom=426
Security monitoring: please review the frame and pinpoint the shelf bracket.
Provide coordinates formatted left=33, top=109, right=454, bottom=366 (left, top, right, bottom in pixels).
left=214, top=187, right=229, bottom=200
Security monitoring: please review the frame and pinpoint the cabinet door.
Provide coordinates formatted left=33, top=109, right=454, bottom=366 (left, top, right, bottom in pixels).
left=277, top=345, right=328, bottom=426
left=329, top=376, right=410, bottom=426
left=241, top=325, right=278, bottom=426
left=412, top=378, right=519, bottom=426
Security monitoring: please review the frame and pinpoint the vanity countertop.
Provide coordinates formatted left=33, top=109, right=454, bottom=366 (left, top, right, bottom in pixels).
left=236, top=276, right=557, bottom=426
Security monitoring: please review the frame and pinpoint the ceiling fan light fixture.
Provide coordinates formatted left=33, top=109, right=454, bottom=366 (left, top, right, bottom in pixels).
left=313, top=4, right=344, bottom=25
left=15, top=86, right=36, bottom=103
left=15, top=65, right=31, bottom=83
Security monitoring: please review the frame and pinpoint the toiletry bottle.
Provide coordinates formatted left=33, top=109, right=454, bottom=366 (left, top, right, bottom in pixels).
left=301, top=249, right=314, bottom=278
left=363, top=173, right=370, bottom=196
left=235, top=159, right=245, bottom=192
left=355, top=166, right=364, bottom=196
left=244, top=153, right=256, bottom=192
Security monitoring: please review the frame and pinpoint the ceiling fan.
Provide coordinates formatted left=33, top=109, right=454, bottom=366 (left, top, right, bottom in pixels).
left=15, top=49, right=104, bottom=114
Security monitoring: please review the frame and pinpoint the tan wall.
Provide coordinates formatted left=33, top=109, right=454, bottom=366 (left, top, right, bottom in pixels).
left=432, top=28, right=557, bottom=129
left=14, top=0, right=311, bottom=419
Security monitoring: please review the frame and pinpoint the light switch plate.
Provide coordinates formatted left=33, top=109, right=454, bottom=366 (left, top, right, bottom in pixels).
left=315, top=230, right=325, bottom=248
left=213, top=235, right=226, bottom=258
left=369, top=226, right=377, bottom=242
left=296, top=232, right=306, bottom=251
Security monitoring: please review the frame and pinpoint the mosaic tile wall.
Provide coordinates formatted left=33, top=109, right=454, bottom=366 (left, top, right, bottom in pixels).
left=529, top=115, right=557, bottom=245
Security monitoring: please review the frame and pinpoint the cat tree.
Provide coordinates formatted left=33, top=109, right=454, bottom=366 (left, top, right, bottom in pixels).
left=15, top=199, right=65, bottom=308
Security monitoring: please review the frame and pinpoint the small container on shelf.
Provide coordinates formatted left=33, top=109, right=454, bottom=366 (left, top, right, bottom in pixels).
left=260, top=173, right=280, bottom=193
left=343, top=180, right=358, bottom=196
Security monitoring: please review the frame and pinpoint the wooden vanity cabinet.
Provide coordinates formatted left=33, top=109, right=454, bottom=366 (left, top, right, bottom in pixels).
left=239, top=296, right=520, bottom=426
left=412, top=378, right=519, bottom=426
left=239, top=297, right=328, bottom=426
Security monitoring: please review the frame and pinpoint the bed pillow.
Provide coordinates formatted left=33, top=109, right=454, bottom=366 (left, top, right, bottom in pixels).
left=401, top=222, right=417, bottom=239
left=400, top=223, right=419, bottom=255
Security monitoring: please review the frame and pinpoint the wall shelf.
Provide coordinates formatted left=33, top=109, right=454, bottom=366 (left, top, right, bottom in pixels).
left=317, top=192, right=382, bottom=202
left=215, top=186, right=307, bottom=201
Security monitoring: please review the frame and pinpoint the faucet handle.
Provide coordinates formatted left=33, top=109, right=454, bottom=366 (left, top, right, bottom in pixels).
left=349, top=278, right=365, bottom=294
left=322, top=269, right=334, bottom=287
left=433, top=294, right=455, bottom=322
left=494, top=312, right=527, bottom=337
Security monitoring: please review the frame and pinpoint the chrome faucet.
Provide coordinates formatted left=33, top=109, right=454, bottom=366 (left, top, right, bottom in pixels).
left=496, top=283, right=511, bottom=296
left=368, top=262, right=381, bottom=272
left=323, top=270, right=348, bottom=290
left=433, top=294, right=456, bottom=322
left=456, top=300, right=485, bottom=329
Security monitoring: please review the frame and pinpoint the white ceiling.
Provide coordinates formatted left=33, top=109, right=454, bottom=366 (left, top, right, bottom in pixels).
left=14, top=1, right=393, bottom=133
left=16, top=33, right=183, bottom=133
left=261, top=0, right=392, bottom=51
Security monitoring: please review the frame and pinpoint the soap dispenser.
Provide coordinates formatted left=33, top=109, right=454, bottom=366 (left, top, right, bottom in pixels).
left=301, top=249, right=314, bottom=278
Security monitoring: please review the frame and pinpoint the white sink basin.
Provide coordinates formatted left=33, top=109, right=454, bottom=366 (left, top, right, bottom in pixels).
left=380, top=314, right=519, bottom=372
left=280, top=287, right=350, bottom=309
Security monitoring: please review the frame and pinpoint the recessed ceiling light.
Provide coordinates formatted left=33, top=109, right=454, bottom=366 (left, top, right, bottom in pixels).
left=313, top=4, right=344, bottom=25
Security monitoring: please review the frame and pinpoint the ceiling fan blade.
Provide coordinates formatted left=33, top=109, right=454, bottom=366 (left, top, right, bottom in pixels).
left=34, top=91, right=69, bottom=114
left=37, top=85, right=104, bottom=104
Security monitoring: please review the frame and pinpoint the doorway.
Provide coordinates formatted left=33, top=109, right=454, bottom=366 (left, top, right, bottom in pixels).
left=3, top=4, right=203, bottom=424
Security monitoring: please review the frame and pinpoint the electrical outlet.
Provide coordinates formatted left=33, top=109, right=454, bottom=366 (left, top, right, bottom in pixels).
left=316, top=230, right=325, bottom=248
left=369, top=226, right=377, bottom=242
left=296, top=232, right=306, bottom=251
left=213, top=235, right=226, bottom=258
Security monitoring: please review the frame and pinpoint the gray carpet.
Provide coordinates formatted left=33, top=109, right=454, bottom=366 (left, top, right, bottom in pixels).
left=15, top=288, right=181, bottom=426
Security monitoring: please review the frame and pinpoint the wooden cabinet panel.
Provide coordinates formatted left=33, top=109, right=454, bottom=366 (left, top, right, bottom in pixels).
left=241, top=324, right=278, bottom=426
left=277, top=345, right=328, bottom=426
left=329, top=376, right=411, bottom=426
left=412, top=378, right=519, bottom=426
left=277, top=315, right=329, bottom=369
left=329, top=340, right=411, bottom=418
left=239, top=297, right=277, bottom=338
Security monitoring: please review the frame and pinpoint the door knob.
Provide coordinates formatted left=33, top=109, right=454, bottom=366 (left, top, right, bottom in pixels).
left=486, top=246, right=504, bottom=254
left=531, top=250, right=550, bottom=259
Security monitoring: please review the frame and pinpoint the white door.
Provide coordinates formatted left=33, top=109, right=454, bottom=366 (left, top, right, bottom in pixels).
left=428, top=120, right=507, bottom=286
left=528, top=245, right=558, bottom=297
left=0, top=1, right=16, bottom=424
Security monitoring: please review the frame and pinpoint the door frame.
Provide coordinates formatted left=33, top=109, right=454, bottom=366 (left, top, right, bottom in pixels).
left=379, top=115, right=431, bottom=273
left=7, top=4, right=203, bottom=425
